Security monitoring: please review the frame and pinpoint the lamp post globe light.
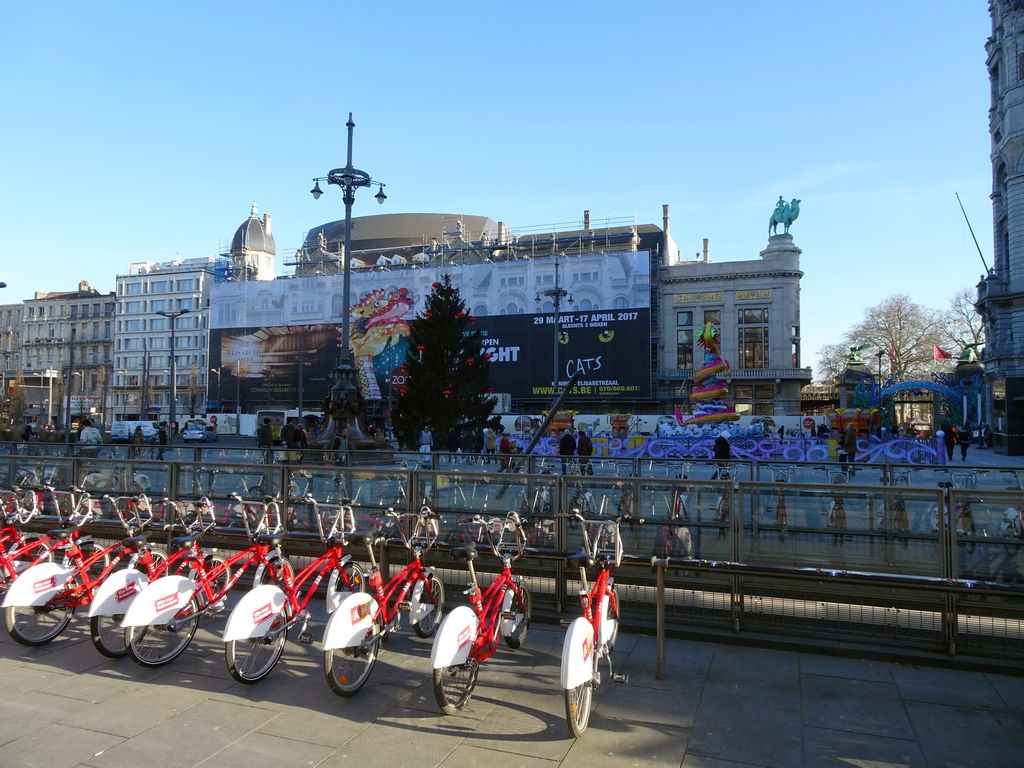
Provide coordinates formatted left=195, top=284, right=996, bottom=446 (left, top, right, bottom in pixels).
left=156, top=309, right=191, bottom=434
left=310, top=112, right=387, bottom=436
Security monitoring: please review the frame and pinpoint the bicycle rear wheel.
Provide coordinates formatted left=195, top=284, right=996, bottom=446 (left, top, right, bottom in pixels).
left=126, top=596, right=200, bottom=667
left=4, top=600, right=73, bottom=646
left=502, top=583, right=531, bottom=649
left=90, top=614, right=129, bottom=658
left=413, top=575, right=445, bottom=638
left=323, top=618, right=381, bottom=696
left=225, top=620, right=288, bottom=683
left=432, top=660, right=479, bottom=714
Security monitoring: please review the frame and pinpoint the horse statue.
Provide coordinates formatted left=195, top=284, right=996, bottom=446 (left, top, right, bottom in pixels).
left=768, top=197, right=801, bottom=235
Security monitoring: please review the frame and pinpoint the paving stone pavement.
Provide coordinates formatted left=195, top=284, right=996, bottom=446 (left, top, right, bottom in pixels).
left=0, top=603, right=1021, bottom=768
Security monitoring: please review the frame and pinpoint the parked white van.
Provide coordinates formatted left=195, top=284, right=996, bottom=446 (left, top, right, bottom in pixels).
left=110, top=420, right=160, bottom=444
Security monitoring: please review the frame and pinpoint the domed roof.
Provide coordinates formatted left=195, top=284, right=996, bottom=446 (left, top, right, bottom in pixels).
left=231, top=202, right=276, bottom=255
left=302, top=212, right=498, bottom=252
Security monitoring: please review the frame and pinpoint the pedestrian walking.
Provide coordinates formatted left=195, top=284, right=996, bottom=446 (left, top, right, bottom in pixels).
left=577, top=428, right=594, bottom=475
left=419, top=425, right=434, bottom=453
left=959, top=424, right=970, bottom=462
left=558, top=427, right=577, bottom=474
left=942, top=424, right=957, bottom=461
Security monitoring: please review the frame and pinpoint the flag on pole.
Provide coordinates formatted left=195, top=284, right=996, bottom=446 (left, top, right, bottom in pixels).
left=933, top=345, right=953, bottom=360
left=886, top=344, right=895, bottom=359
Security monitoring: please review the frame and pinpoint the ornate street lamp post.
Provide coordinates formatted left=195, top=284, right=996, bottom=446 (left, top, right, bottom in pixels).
left=310, top=113, right=387, bottom=435
left=536, top=255, right=573, bottom=388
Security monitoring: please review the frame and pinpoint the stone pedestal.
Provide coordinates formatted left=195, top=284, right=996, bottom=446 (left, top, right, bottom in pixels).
left=760, top=233, right=803, bottom=259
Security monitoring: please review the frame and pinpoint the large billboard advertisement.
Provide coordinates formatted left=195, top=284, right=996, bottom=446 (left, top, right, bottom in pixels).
left=209, top=250, right=651, bottom=404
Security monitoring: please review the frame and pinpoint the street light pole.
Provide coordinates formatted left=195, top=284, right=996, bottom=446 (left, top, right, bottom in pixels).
left=310, top=113, right=387, bottom=435
left=210, top=367, right=221, bottom=411
left=537, top=255, right=573, bottom=388
left=64, top=327, right=76, bottom=443
left=156, top=309, right=191, bottom=432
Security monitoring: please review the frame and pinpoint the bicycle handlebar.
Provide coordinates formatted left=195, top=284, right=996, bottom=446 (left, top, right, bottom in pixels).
left=464, top=510, right=528, bottom=560
left=377, top=504, right=440, bottom=552
left=228, top=492, right=283, bottom=538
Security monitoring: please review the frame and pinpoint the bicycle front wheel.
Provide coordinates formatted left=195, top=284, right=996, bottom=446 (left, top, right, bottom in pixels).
left=600, top=585, right=620, bottom=652
left=564, top=674, right=594, bottom=737
left=126, top=596, right=200, bottom=667
left=4, top=600, right=73, bottom=646
left=90, top=614, right=129, bottom=658
left=413, top=575, right=445, bottom=638
left=225, top=620, right=287, bottom=684
left=502, top=583, right=531, bottom=649
left=323, top=618, right=381, bottom=696
left=432, top=660, right=479, bottom=714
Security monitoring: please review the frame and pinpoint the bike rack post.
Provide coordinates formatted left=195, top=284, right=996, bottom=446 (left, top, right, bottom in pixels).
left=939, top=483, right=958, bottom=655
left=655, top=557, right=665, bottom=680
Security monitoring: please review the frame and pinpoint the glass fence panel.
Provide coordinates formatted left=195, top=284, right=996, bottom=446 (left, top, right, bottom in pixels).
left=950, top=490, right=1024, bottom=584
left=739, top=483, right=944, bottom=576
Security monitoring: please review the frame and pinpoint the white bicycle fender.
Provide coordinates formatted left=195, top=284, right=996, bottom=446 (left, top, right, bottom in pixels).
left=560, top=616, right=595, bottom=690
left=325, top=560, right=355, bottom=614
left=321, top=591, right=378, bottom=651
left=500, top=587, right=524, bottom=637
left=120, top=575, right=196, bottom=628
left=408, top=578, right=437, bottom=626
left=2, top=562, right=75, bottom=608
left=222, top=585, right=286, bottom=642
left=87, top=568, right=149, bottom=618
left=430, top=605, right=478, bottom=669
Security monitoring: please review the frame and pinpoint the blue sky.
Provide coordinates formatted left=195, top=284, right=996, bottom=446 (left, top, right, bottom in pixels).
left=0, top=2, right=993, bottom=375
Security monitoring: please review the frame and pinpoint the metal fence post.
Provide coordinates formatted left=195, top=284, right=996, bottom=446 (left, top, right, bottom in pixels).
left=656, top=558, right=665, bottom=680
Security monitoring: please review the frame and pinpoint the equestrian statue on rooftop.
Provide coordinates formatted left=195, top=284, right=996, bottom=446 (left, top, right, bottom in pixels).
left=769, top=196, right=801, bottom=235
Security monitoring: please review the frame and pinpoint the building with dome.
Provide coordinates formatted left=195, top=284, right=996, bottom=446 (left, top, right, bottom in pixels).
left=226, top=202, right=276, bottom=281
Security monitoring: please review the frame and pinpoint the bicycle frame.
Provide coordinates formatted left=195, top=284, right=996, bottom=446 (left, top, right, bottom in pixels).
left=122, top=494, right=283, bottom=629
left=224, top=499, right=357, bottom=644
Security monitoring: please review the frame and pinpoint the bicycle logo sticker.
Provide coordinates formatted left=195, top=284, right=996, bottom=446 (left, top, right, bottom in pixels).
left=581, top=634, right=592, bottom=663
left=350, top=602, right=371, bottom=625
left=154, top=593, right=179, bottom=612
left=115, top=584, right=137, bottom=603
left=457, top=625, right=472, bottom=650
left=252, top=603, right=273, bottom=625
left=33, top=576, right=56, bottom=594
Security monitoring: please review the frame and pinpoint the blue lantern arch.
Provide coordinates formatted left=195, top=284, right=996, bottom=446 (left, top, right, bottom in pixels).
left=878, top=380, right=961, bottom=401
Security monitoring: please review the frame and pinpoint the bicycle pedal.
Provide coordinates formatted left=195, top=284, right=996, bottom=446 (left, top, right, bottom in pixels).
left=202, top=601, right=225, bottom=617
left=612, top=672, right=629, bottom=684
left=298, top=631, right=313, bottom=645
left=559, top=618, right=572, bottom=628
left=397, top=600, right=411, bottom=612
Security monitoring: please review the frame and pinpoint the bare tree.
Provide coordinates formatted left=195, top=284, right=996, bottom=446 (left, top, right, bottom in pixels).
left=938, top=287, right=986, bottom=358
left=815, top=342, right=849, bottom=383
left=846, top=294, right=943, bottom=379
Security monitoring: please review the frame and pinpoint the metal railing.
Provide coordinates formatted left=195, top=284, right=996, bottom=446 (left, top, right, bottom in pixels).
left=2, top=449, right=1021, bottom=668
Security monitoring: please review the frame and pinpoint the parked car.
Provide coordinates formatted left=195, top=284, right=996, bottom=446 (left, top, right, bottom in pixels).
left=110, top=420, right=160, bottom=444
left=182, top=421, right=217, bottom=443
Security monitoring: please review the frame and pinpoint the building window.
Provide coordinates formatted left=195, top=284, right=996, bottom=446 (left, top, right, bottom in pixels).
left=176, top=278, right=198, bottom=292
left=704, top=309, right=721, bottom=326
left=676, top=309, right=694, bottom=369
left=126, top=283, right=142, bottom=296
left=737, top=307, right=769, bottom=369
left=150, top=280, right=168, bottom=293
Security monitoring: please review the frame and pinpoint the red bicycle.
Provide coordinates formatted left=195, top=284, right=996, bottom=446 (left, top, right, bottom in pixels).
left=430, top=510, right=531, bottom=714
left=560, top=512, right=625, bottom=736
left=122, top=493, right=286, bottom=667
left=220, top=495, right=362, bottom=683
left=322, top=504, right=445, bottom=696
left=0, top=484, right=54, bottom=592
left=2, top=490, right=163, bottom=651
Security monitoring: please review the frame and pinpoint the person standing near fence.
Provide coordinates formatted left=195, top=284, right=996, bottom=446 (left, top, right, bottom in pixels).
left=577, top=428, right=594, bottom=475
left=959, top=425, right=970, bottom=462
left=559, top=427, right=577, bottom=475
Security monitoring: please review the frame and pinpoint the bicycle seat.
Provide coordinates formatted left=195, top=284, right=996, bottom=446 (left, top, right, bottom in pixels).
left=348, top=531, right=383, bottom=548
left=170, top=531, right=202, bottom=549
left=48, top=528, right=73, bottom=540
left=120, top=532, right=151, bottom=549
left=255, top=531, right=285, bottom=547
left=566, top=547, right=596, bottom=570
left=450, top=543, right=478, bottom=562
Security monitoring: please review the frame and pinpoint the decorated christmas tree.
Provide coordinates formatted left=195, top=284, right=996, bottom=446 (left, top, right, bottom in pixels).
left=391, top=274, right=499, bottom=448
